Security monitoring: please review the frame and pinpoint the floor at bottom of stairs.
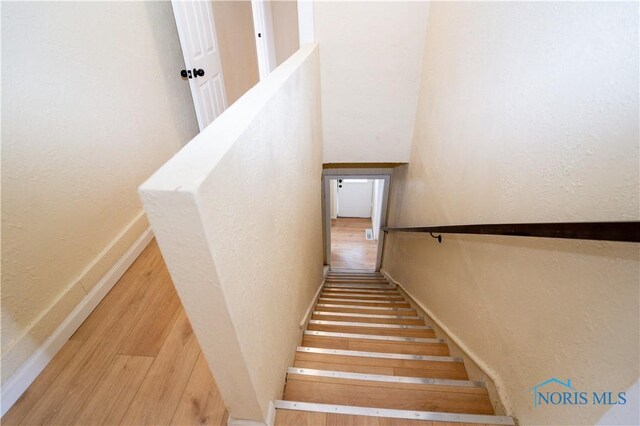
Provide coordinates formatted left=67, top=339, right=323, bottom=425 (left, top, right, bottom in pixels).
left=275, top=409, right=498, bottom=425
left=2, top=240, right=228, bottom=426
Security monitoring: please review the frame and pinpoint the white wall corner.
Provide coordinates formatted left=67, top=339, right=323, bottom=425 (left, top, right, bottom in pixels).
left=0, top=226, right=154, bottom=417
left=227, top=401, right=275, bottom=426
left=380, top=268, right=515, bottom=417
left=597, top=378, right=639, bottom=425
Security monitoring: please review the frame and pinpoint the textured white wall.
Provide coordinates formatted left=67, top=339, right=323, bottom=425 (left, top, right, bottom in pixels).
left=314, top=1, right=429, bottom=163
left=140, top=45, right=323, bottom=422
left=1, top=2, right=198, bottom=386
left=271, top=0, right=300, bottom=66
left=383, top=2, right=639, bottom=425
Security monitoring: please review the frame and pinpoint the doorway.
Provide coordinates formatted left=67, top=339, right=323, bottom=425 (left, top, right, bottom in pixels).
left=322, top=170, right=391, bottom=272
left=171, top=0, right=302, bottom=132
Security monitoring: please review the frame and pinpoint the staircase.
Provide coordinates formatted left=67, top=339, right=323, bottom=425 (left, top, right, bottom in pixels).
left=274, top=271, right=515, bottom=425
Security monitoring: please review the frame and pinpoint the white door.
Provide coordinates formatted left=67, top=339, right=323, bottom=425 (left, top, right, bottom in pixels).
left=337, top=179, right=374, bottom=218
left=172, top=1, right=227, bottom=131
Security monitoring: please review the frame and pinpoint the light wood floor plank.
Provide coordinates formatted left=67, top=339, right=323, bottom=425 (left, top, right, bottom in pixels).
left=326, top=413, right=380, bottom=426
left=118, top=269, right=182, bottom=357
left=20, top=248, right=165, bottom=425
left=331, top=218, right=377, bottom=270
left=1, top=340, right=83, bottom=425
left=1, top=240, right=228, bottom=426
left=276, top=409, right=327, bottom=425
left=120, top=310, right=201, bottom=425
left=72, top=354, right=153, bottom=425
left=70, top=241, right=165, bottom=342
left=171, top=353, right=228, bottom=426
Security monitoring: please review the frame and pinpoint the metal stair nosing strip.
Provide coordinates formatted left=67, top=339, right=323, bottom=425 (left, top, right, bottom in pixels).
left=296, top=346, right=462, bottom=363
left=304, top=330, right=444, bottom=343
left=273, top=401, right=515, bottom=425
left=287, top=367, right=484, bottom=388
left=316, top=303, right=415, bottom=312
left=308, top=319, right=432, bottom=330
left=312, top=311, right=422, bottom=320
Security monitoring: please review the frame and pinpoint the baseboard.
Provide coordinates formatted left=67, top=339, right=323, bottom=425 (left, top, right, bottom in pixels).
left=266, top=400, right=276, bottom=426
left=299, top=266, right=329, bottom=330
left=380, top=268, right=514, bottom=416
left=0, top=226, right=154, bottom=416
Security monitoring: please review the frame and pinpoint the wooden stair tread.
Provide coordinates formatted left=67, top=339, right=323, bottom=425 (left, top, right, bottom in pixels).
left=316, top=305, right=417, bottom=316
left=318, top=299, right=411, bottom=308
left=293, top=360, right=468, bottom=380
left=295, top=350, right=468, bottom=379
left=283, top=378, right=494, bottom=415
left=308, top=323, right=437, bottom=338
left=275, top=403, right=514, bottom=425
left=312, top=313, right=424, bottom=325
left=274, top=281, right=516, bottom=424
left=321, top=293, right=404, bottom=300
left=302, top=335, right=450, bottom=356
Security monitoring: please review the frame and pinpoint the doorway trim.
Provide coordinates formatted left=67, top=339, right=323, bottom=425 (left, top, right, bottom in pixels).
left=322, top=168, right=393, bottom=272
left=251, top=0, right=277, bottom=80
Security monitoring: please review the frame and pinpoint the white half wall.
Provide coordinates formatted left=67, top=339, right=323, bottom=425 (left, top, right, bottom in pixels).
left=140, top=44, right=323, bottom=423
left=1, top=0, right=198, bottom=391
left=315, top=1, right=429, bottom=163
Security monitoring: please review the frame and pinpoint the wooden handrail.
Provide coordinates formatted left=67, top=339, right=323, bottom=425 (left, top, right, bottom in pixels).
left=382, top=222, right=640, bottom=243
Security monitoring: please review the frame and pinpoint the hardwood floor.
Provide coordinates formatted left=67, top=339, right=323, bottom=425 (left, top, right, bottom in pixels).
left=2, top=240, right=228, bottom=426
left=331, top=218, right=378, bottom=270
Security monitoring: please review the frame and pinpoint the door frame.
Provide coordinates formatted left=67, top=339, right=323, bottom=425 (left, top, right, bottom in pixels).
left=322, top=168, right=392, bottom=272
left=251, top=0, right=277, bottom=80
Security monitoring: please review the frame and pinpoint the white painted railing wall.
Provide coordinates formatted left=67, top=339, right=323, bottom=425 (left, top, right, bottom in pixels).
left=139, top=44, right=324, bottom=423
